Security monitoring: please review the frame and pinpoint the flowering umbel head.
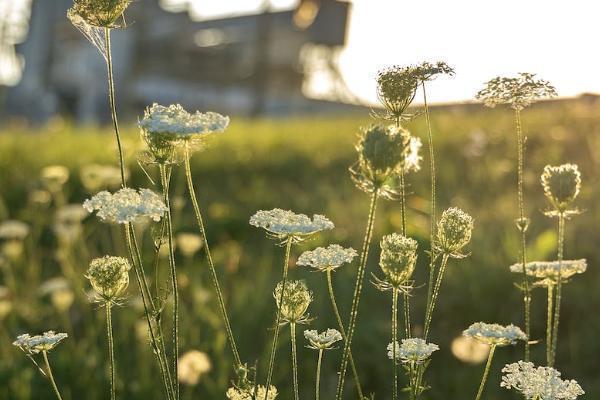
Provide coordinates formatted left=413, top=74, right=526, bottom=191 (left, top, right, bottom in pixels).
left=463, top=322, right=527, bottom=347
left=436, top=207, right=474, bottom=256
left=273, top=280, right=312, bottom=324
left=411, top=61, right=455, bottom=82
left=226, top=385, right=278, bottom=400
left=376, top=65, right=419, bottom=121
left=13, top=331, right=68, bottom=355
left=83, top=188, right=167, bottom=224
left=501, top=361, right=584, bottom=400
left=476, top=72, right=557, bottom=111
left=388, top=338, right=439, bottom=364
left=297, top=244, right=357, bottom=272
left=68, top=0, right=131, bottom=28
left=377, top=233, right=418, bottom=290
left=541, top=164, right=581, bottom=215
left=304, top=328, right=342, bottom=350
left=510, top=259, right=587, bottom=287
left=249, top=209, right=334, bottom=243
left=86, top=256, right=131, bottom=303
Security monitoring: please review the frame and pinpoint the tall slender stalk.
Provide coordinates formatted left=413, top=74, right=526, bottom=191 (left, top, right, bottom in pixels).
left=474, top=345, right=496, bottom=400
left=391, top=289, right=399, bottom=400
left=290, top=323, right=300, bottom=400
left=106, top=303, right=116, bottom=400
left=326, top=271, right=364, bottom=399
left=183, top=146, right=242, bottom=367
left=315, top=349, right=324, bottom=400
left=336, top=191, right=378, bottom=400
left=550, top=213, right=565, bottom=367
left=515, top=108, right=532, bottom=361
left=264, top=238, right=293, bottom=400
left=546, top=284, right=554, bottom=366
left=103, top=28, right=126, bottom=188
left=42, top=351, right=64, bottom=400
left=159, top=165, right=179, bottom=399
left=423, top=253, right=449, bottom=338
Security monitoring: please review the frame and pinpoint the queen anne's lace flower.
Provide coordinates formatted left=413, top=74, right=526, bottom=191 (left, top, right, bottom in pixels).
left=297, top=245, right=357, bottom=272
left=86, top=256, right=131, bottom=302
left=476, top=73, right=557, bottom=111
left=378, top=233, right=418, bottom=289
left=412, top=61, right=455, bottom=82
left=84, top=188, right=167, bottom=224
left=249, top=209, right=334, bottom=241
left=501, top=361, right=584, bottom=400
left=69, top=0, right=131, bottom=28
left=463, top=322, right=527, bottom=347
left=436, top=207, right=474, bottom=256
left=404, top=136, right=422, bottom=173
left=273, top=280, right=312, bottom=324
left=388, top=338, right=439, bottom=364
left=177, top=350, right=212, bottom=386
left=304, top=329, right=342, bottom=350
left=0, top=220, right=30, bottom=241
left=510, top=260, right=587, bottom=285
left=376, top=66, right=419, bottom=120
left=13, top=331, right=68, bottom=354
left=541, top=164, right=581, bottom=214
left=226, top=385, right=278, bottom=400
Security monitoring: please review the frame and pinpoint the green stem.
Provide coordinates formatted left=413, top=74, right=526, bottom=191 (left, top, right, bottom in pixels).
left=336, top=191, right=378, bottom=400
left=103, top=27, right=126, bottom=188
left=290, top=323, right=299, bottom=400
left=403, top=291, right=411, bottom=339
left=400, top=171, right=407, bottom=235
left=42, top=351, right=64, bottom=400
left=546, top=284, right=554, bottom=366
left=106, top=303, right=116, bottom=400
left=326, top=270, right=364, bottom=399
left=264, top=238, right=293, bottom=400
left=392, top=289, right=399, bottom=400
left=515, top=108, right=531, bottom=361
left=160, top=165, right=179, bottom=399
left=423, top=253, right=449, bottom=339
left=315, top=349, right=323, bottom=400
left=183, top=147, right=242, bottom=368
left=475, top=345, right=496, bottom=400
left=550, top=213, right=565, bottom=367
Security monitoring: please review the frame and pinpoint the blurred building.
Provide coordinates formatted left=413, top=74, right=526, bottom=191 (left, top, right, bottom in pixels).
left=2, top=0, right=366, bottom=123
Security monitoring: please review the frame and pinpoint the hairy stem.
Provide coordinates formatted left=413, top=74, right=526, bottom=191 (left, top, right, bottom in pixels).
left=475, top=345, right=496, bottom=400
left=423, top=253, right=449, bottom=339
left=315, top=349, right=323, bottom=400
left=103, top=28, right=126, bottom=188
left=392, top=289, right=399, bottom=400
left=183, top=147, right=242, bottom=367
left=290, top=323, right=300, bottom=400
left=106, top=303, right=116, bottom=400
left=336, top=191, right=378, bottom=400
left=550, top=213, right=565, bottom=367
left=515, top=108, right=532, bottom=361
left=546, top=284, right=554, bottom=366
left=264, top=238, right=293, bottom=399
left=326, top=270, right=364, bottom=398
left=42, top=351, right=64, bottom=400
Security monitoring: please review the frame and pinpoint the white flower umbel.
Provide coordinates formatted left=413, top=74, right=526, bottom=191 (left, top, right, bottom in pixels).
left=304, top=329, right=342, bottom=350
left=297, top=245, right=357, bottom=272
left=388, top=338, right=439, bottom=364
left=226, top=385, right=278, bottom=400
left=83, top=188, right=167, bottom=224
left=510, top=260, right=587, bottom=285
left=13, top=331, right=68, bottom=355
left=250, top=209, right=334, bottom=242
left=404, top=136, right=422, bottom=173
left=463, top=322, right=527, bottom=347
left=501, top=361, right=584, bottom=400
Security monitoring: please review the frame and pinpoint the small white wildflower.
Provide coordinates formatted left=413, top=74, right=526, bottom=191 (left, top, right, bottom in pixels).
left=83, top=188, right=167, bottom=224
left=249, top=209, right=334, bottom=242
left=436, top=207, right=474, bottom=256
left=304, top=329, right=342, bottom=350
left=274, top=280, right=312, bottom=324
left=226, top=385, right=278, bottom=400
left=510, top=260, right=587, bottom=285
left=0, top=220, right=30, bottom=241
left=13, top=331, right=68, bottom=354
left=463, top=322, right=527, bottom=347
left=476, top=73, right=557, bottom=110
left=501, top=361, right=584, bottom=400
left=404, top=136, right=422, bottom=173
left=297, top=244, right=357, bottom=272
left=388, top=338, right=439, bottom=364
left=177, top=350, right=212, bottom=386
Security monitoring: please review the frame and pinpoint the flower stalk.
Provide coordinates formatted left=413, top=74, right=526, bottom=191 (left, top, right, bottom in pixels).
left=106, top=303, right=116, bottom=400
left=290, top=323, right=300, bottom=400
left=392, top=289, right=399, bottom=400
left=42, top=351, right=64, bottom=400
left=475, top=345, right=496, bottom=400
left=550, top=213, right=565, bottom=367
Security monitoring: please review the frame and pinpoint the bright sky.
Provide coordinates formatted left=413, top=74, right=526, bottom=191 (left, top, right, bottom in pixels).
left=166, top=0, right=600, bottom=105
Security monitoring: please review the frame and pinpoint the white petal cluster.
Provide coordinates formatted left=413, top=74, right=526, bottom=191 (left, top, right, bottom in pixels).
left=304, top=328, right=343, bottom=350
left=177, top=350, right=212, bottom=386
left=510, top=260, right=587, bottom=283
left=249, top=209, right=334, bottom=240
left=226, top=385, right=278, bottom=400
left=139, top=103, right=229, bottom=139
left=501, top=361, right=584, bottom=400
left=0, top=220, right=30, bottom=241
left=297, top=245, right=357, bottom=272
left=83, top=188, right=167, bottom=224
left=13, top=331, right=68, bottom=354
left=388, top=338, right=439, bottom=363
left=404, top=136, right=422, bottom=173
left=463, top=322, right=527, bottom=347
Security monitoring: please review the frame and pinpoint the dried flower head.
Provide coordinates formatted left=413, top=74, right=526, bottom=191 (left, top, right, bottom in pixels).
left=501, top=361, right=584, bottom=400
left=273, top=280, right=312, bottom=324
left=376, top=65, right=419, bottom=120
left=177, top=350, right=212, bottom=386
left=476, top=73, right=557, bottom=111
left=249, top=209, right=334, bottom=242
left=226, top=385, right=278, bottom=400
left=412, top=61, right=455, bottom=82
left=13, top=331, right=68, bottom=354
left=297, top=244, right=357, bottom=272
left=86, top=256, right=131, bottom=302
left=0, top=220, right=30, bottom=241
left=176, top=233, right=203, bottom=258
left=436, top=207, right=474, bottom=256
left=80, top=164, right=125, bottom=192
left=304, top=328, right=342, bottom=350
left=83, top=188, right=167, bottom=224
left=541, top=164, right=581, bottom=214
left=463, top=322, right=527, bottom=347
left=68, top=0, right=131, bottom=28
left=510, top=259, right=587, bottom=286
left=40, top=165, right=69, bottom=193
left=388, top=338, right=439, bottom=364
left=378, top=233, right=418, bottom=289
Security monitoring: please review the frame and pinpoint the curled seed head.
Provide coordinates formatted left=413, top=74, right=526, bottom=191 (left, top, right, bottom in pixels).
left=273, top=280, right=312, bottom=324
left=541, top=164, right=581, bottom=213
left=69, top=0, right=131, bottom=28
left=376, top=66, right=419, bottom=119
left=436, top=207, right=474, bottom=255
left=379, top=233, right=418, bottom=288
left=86, top=256, right=131, bottom=302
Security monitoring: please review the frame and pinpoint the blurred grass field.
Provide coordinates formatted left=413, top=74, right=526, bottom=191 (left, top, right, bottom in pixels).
left=0, top=98, right=598, bottom=399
